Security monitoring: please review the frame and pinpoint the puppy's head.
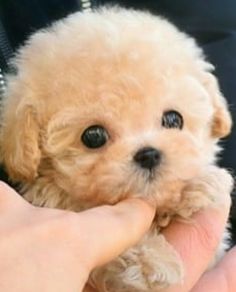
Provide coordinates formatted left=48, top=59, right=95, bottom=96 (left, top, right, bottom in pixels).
left=0, top=8, right=232, bottom=208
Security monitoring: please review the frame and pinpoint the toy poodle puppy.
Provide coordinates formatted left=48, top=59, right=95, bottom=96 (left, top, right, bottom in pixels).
left=0, top=6, right=234, bottom=292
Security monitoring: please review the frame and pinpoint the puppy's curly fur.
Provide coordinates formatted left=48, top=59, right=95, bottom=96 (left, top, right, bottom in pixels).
left=0, top=7, right=234, bottom=291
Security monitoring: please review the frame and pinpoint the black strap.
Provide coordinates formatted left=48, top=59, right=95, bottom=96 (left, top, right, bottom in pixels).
left=0, top=19, right=13, bottom=69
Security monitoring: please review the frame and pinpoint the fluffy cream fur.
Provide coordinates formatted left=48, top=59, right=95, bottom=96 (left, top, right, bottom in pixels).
left=0, top=6, right=234, bottom=291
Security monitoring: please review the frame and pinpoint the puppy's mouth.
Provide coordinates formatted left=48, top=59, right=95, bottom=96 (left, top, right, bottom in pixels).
left=130, top=164, right=162, bottom=197
left=140, top=168, right=160, bottom=183
left=148, top=169, right=159, bottom=181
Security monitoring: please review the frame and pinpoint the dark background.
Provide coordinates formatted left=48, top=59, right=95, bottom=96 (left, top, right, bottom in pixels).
left=0, top=0, right=235, bottom=242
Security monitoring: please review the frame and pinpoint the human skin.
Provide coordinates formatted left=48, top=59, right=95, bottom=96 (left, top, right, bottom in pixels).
left=0, top=182, right=155, bottom=292
left=85, top=204, right=235, bottom=292
left=0, top=181, right=233, bottom=292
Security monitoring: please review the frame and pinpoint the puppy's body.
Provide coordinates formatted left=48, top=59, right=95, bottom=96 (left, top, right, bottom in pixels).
left=0, top=7, right=233, bottom=291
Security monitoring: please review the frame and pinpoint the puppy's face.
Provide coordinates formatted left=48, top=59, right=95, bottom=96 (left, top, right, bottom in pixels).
left=1, top=8, right=231, bottom=209
left=42, top=74, right=216, bottom=207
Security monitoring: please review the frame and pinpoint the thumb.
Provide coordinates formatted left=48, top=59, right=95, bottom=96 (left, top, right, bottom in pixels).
left=76, top=198, right=155, bottom=270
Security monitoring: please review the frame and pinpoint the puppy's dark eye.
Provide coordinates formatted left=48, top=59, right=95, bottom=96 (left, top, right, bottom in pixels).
left=162, top=110, right=183, bottom=129
left=81, top=125, right=109, bottom=148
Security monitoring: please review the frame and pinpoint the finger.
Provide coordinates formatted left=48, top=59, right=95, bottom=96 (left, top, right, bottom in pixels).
left=75, top=198, right=155, bottom=270
left=191, top=246, right=236, bottom=292
left=163, top=202, right=231, bottom=292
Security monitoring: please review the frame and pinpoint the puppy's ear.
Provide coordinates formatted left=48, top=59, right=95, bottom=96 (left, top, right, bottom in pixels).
left=203, top=72, right=232, bottom=138
left=1, top=98, right=41, bottom=182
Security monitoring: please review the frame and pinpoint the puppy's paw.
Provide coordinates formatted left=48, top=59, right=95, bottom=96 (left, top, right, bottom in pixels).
left=204, top=167, right=234, bottom=203
left=138, top=234, right=184, bottom=290
left=177, top=166, right=234, bottom=219
left=90, top=234, right=183, bottom=292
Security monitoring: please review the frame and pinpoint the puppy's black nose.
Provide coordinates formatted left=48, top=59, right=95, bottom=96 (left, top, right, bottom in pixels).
left=134, top=147, right=162, bottom=170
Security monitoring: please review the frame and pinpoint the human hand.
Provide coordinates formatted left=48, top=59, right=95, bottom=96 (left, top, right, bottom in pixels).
left=85, top=188, right=233, bottom=292
left=0, top=181, right=233, bottom=292
left=163, top=200, right=233, bottom=292
left=0, top=182, right=155, bottom=292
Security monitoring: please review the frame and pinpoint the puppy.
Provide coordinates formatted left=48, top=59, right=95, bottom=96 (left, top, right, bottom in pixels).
left=0, top=6, right=234, bottom=291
